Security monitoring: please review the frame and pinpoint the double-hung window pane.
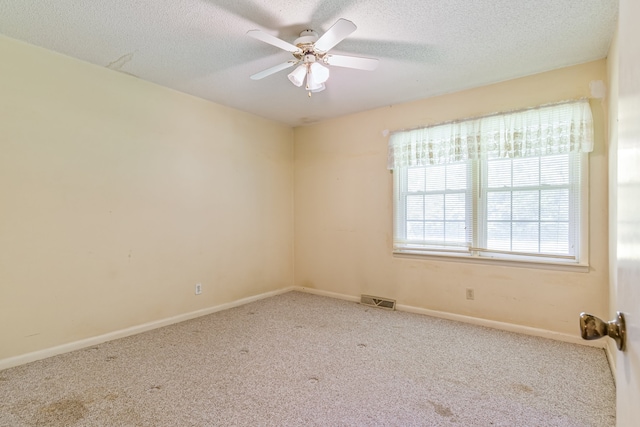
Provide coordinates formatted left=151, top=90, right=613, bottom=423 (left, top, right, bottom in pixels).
left=395, top=161, right=472, bottom=252
left=482, top=154, right=577, bottom=258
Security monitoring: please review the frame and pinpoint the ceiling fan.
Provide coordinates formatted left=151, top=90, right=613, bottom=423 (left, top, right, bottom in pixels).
left=247, top=18, right=379, bottom=94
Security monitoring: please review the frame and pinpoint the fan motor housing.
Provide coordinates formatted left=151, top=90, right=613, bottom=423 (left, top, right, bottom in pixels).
left=294, top=29, right=319, bottom=47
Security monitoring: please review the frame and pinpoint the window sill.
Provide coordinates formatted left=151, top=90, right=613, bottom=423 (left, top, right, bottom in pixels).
left=392, top=250, right=590, bottom=273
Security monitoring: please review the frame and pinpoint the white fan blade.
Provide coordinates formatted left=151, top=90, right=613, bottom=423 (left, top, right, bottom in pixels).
left=325, top=54, right=379, bottom=71
left=314, top=18, right=357, bottom=52
left=250, top=61, right=297, bottom=80
left=247, top=29, right=302, bottom=53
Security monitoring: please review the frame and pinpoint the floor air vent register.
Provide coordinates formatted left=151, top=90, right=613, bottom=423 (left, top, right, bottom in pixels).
left=360, top=294, right=396, bottom=310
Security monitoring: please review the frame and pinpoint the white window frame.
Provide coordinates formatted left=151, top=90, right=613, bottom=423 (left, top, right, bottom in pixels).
left=392, top=151, right=589, bottom=270
left=395, top=161, right=474, bottom=254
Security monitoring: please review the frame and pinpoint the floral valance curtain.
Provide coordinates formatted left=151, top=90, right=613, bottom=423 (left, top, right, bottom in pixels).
left=387, top=100, right=594, bottom=170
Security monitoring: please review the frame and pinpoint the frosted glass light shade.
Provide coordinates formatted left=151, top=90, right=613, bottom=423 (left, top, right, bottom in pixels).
left=305, top=75, right=325, bottom=92
left=287, top=64, right=307, bottom=87
left=309, top=62, right=330, bottom=83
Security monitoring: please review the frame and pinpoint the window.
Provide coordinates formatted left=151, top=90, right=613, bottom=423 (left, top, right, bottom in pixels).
left=389, top=100, right=593, bottom=266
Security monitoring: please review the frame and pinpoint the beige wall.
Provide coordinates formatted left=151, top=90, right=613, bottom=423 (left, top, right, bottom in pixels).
left=0, top=36, right=294, bottom=360
left=294, top=60, right=609, bottom=336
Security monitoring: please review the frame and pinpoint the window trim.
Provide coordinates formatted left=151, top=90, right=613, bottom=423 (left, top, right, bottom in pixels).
left=391, top=153, right=590, bottom=270
left=391, top=248, right=590, bottom=272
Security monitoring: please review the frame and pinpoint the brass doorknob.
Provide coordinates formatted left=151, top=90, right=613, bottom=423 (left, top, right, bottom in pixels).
left=579, top=311, right=626, bottom=351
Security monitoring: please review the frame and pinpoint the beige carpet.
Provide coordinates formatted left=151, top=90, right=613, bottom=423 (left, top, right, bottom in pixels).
left=0, top=291, right=615, bottom=426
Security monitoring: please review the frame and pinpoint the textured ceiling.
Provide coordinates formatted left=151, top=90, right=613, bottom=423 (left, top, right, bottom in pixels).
left=0, top=0, right=618, bottom=126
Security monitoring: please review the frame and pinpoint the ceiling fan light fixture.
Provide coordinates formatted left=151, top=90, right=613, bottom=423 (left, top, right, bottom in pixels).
left=287, top=64, right=307, bottom=87
left=309, top=62, right=330, bottom=84
left=305, top=75, right=325, bottom=92
left=306, top=62, right=329, bottom=92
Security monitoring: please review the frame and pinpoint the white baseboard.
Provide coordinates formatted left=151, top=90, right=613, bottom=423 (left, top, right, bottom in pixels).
left=296, top=287, right=361, bottom=303
left=295, top=286, right=604, bottom=348
left=0, top=286, right=295, bottom=371
left=2, top=285, right=605, bottom=372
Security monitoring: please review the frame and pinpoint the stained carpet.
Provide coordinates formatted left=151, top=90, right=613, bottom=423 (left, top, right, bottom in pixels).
left=0, top=291, right=615, bottom=426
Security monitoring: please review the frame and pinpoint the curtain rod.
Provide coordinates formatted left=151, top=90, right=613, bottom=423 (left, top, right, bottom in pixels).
left=386, top=97, right=589, bottom=137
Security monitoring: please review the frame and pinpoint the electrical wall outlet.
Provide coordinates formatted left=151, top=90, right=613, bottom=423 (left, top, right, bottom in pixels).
left=195, top=283, right=202, bottom=295
left=466, top=288, right=474, bottom=300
